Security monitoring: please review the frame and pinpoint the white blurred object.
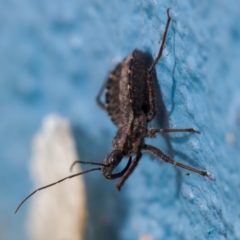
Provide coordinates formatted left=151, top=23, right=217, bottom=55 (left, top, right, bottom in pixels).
left=27, top=114, right=87, bottom=240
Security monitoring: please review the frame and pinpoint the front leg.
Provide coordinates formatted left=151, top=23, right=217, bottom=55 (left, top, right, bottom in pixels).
left=116, top=152, right=142, bottom=190
left=147, top=127, right=200, bottom=138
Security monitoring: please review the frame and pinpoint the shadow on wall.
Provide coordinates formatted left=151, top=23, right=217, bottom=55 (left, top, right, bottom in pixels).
left=152, top=64, right=174, bottom=156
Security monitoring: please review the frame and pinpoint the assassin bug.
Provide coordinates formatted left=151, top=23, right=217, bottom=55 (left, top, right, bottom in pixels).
left=15, top=8, right=211, bottom=214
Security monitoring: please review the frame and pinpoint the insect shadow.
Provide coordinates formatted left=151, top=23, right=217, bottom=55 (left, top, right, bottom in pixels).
left=15, top=8, right=212, bottom=215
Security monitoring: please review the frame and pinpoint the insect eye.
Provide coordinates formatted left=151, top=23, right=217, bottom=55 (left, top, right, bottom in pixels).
left=112, top=150, right=123, bottom=163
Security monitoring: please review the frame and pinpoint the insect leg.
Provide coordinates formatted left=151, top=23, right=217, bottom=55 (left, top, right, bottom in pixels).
left=116, top=152, right=142, bottom=190
left=107, top=156, right=132, bottom=179
left=96, top=79, right=108, bottom=111
left=142, top=144, right=212, bottom=179
left=147, top=128, right=200, bottom=137
left=148, top=8, right=171, bottom=74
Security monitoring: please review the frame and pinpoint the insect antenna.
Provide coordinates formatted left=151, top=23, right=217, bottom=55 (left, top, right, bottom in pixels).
left=15, top=167, right=101, bottom=214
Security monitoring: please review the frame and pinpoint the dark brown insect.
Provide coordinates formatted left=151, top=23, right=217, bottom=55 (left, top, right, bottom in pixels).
left=15, top=8, right=211, bottom=214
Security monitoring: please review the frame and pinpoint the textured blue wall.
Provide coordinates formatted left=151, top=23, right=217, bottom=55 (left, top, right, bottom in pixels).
left=1, top=0, right=240, bottom=239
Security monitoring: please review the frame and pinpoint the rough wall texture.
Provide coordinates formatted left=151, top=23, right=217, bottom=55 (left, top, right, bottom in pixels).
left=1, top=0, right=240, bottom=239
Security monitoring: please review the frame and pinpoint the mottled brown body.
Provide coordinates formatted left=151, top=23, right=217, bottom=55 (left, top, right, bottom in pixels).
left=96, top=9, right=211, bottom=188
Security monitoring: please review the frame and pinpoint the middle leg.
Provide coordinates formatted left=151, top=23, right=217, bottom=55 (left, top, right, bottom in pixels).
left=147, top=127, right=200, bottom=138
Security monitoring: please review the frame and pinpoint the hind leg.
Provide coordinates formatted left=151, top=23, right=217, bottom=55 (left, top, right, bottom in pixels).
left=147, top=8, right=171, bottom=121
left=148, top=8, right=171, bottom=74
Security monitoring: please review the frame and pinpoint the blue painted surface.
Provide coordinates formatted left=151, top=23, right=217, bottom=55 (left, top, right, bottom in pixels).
left=1, top=0, right=240, bottom=239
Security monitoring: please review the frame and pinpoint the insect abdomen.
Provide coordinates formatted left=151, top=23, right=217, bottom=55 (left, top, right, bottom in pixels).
left=129, top=49, right=153, bottom=116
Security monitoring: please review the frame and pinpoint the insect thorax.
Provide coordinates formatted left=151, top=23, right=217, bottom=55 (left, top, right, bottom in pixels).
left=112, top=114, right=148, bottom=156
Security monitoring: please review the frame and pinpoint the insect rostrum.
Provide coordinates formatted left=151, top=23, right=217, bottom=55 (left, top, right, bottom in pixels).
left=15, top=8, right=211, bottom=214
